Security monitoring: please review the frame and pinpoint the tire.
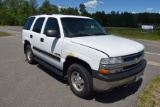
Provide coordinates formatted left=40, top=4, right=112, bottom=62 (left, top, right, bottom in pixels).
left=25, top=45, right=35, bottom=64
left=67, top=64, right=93, bottom=98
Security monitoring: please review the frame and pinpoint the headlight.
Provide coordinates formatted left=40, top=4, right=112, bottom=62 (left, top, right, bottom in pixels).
left=99, top=57, right=123, bottom=74
left=100, top=57, right=122, bottom=64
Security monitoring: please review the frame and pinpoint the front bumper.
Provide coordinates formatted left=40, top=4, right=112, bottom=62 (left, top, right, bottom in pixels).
left=92, top=59, right=147, bottom=92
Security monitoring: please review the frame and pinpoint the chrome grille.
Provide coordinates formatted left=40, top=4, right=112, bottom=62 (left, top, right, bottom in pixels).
left=123, top=51, right=144, bottom=62
left=122, top=51, right=144, bottom=71
left=123, top=61, right=142, bottom=70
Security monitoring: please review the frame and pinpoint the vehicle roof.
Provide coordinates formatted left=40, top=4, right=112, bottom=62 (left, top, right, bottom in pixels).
left=30, top=14, right=92, bottom=19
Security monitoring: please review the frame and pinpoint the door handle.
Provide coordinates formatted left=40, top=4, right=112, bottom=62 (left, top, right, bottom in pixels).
left=40, top=38, right=44, bottom=42
left=30, top=35, right=33, bottom=38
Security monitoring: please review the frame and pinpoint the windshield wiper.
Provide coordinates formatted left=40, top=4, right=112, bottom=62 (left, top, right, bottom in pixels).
left=70, top=33, right=93, bottom=37
left=93, top=33, right=107, bottom=35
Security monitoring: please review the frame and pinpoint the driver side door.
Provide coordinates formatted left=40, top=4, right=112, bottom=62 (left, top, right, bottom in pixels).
left=39, top=17, right=64, bottom=70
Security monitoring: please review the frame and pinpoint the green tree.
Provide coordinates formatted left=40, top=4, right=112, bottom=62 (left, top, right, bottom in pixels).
left=62, top=7, right=79, bottom=15
left=51, top=5, right=59, bottom=14
left=81, top=10, right=91, bottom=17
left=92, top=11, right=107, bottom=26
left=38, top=0, right=52, bottom=14
left=74, top=8, right=79, bottom=15
left=5, top=0, right=19, bottom=25
left=0, top=0, right=160, bottom=26
left=17, top=1, right=30, bottom=25
left=0, top=0, right=2, bottom=8
left=29, top=0, right=38, bottom=15
left=79, top=4, right=85, bottom=12
left=59, top=7, right=65, bottom=14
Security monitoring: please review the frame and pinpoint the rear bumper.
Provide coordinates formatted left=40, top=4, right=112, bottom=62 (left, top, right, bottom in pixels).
left=92, top=59, right=147, bottom=91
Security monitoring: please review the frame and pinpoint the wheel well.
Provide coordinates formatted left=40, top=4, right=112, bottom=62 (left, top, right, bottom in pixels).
left=63, top=57, right=92, bottom=76
left=24, top=40, right=30, bottom=54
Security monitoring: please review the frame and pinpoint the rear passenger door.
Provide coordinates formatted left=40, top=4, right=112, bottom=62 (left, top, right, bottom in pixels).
left=30, top=17, right=45, bottom=58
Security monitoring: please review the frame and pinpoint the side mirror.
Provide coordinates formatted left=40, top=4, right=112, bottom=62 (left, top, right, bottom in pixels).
left=46, top=30, right=60, bottom=38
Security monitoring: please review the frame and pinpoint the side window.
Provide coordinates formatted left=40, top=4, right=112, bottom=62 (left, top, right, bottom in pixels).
left=23, top=17, right=35, bottom=30
left=43, top=18, right=60, bottom=35
left=32, top=17, right=45, bottom=33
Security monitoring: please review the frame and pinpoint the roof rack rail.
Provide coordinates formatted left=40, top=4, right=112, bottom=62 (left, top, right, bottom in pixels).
left=36, top=13, right=51, bottom=15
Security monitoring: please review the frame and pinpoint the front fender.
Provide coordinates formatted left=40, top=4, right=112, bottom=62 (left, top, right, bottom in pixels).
left=62, top=45, right=108, bottom=70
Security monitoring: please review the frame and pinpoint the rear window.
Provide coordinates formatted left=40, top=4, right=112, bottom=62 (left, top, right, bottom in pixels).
left=32, top=17, right=45, bottom=33
left=23, top=17, right=35, bottom=30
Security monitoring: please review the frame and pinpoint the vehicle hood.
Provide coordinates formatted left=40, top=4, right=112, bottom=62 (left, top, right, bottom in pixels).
left=70, top=35, right=144, bottom=57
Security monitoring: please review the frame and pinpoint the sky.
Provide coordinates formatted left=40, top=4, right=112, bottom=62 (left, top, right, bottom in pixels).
left=37, top=0, right=160, bottom=14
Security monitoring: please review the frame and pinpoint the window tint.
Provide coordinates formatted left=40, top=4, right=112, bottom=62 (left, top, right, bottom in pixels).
left=44, top=18, right=60, bottom=35
left=61, top=18, right=107, bottom=37
left=23, top=17, right=35, bottom=30
left=32, top=17, right=45, bottom=33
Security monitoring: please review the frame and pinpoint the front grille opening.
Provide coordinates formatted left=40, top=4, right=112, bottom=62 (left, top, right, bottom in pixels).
left=123, top=61, right=142, bottom=71
left=123, top=51, right=144, bottom=62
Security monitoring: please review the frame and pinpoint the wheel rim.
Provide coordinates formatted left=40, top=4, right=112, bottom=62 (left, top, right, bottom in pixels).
left=26, top=49, right=31, bottom=61
left=71, top=71, right=84, bottom=91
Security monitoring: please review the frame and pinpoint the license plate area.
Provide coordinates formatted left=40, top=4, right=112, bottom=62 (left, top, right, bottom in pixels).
left=135, top=73, right=142, bottom=82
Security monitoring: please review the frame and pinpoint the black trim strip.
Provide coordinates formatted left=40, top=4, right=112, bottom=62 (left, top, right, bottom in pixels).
left=33, top=46, right=60, bottom=62
left=33, top=56, right=63, bottom=76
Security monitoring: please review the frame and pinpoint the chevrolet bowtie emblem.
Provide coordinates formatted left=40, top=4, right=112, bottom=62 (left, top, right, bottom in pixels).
left=135, top=58, right=140, bottom=63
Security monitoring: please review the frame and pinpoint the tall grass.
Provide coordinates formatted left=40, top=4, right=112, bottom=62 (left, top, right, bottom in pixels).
left=104, top=27, right=160, bottom=41
left=0, top=32, right=13, bottom=37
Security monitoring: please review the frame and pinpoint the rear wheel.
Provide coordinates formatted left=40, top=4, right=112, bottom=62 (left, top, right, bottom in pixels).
left=25, top=45, right=35, bottom=64
left=68, top=64, right=93, bottom=98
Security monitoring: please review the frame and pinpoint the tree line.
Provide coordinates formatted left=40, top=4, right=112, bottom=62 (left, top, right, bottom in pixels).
left=0, top=0, right=160, bottom=27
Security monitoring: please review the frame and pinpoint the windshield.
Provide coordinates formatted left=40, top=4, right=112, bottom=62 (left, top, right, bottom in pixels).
left=61, top=18, right=108, bottom=37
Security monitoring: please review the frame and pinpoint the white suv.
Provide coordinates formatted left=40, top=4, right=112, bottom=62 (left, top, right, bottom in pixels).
left=22, top=14, right=146, bottom=98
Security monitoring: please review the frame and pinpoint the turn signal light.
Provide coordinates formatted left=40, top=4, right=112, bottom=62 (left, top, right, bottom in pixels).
left=99, top=69, right=109, bottom=74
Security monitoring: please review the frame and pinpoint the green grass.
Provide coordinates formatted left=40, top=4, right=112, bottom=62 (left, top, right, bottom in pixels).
left=104, top=27, right=160, bottom=41
left=137, top=75, right=160, bottom=107
left=0, top=31, right=13, bottom=37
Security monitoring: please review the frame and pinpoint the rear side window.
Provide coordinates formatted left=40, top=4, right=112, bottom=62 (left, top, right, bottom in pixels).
left=43, top=18, right=60, bottom=35
left=32, top=17, right=45, bottom=33
left=23, top=17, right=35, bottom=30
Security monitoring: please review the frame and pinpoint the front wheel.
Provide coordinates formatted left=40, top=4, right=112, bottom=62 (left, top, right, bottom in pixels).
left=67, top=64, right=93, bottom=98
